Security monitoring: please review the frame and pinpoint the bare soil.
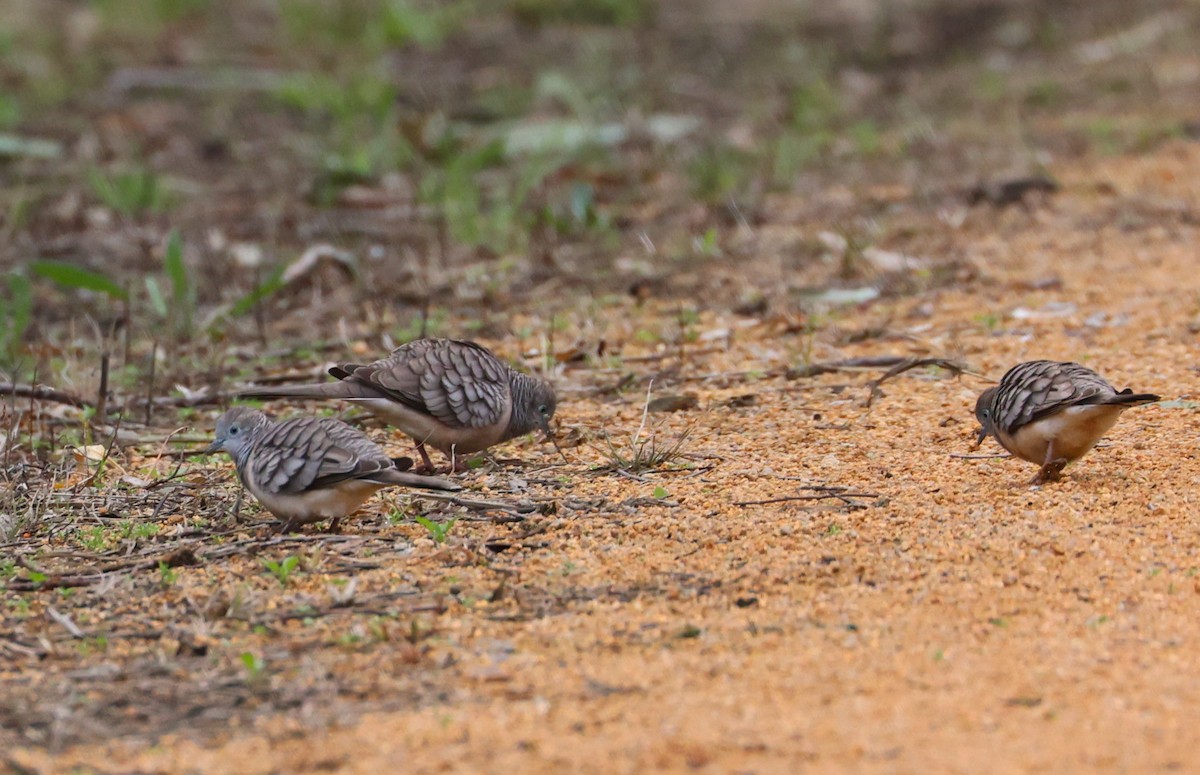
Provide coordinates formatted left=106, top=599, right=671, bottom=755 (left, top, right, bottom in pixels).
left=8, top=140, right=1200, bottom=771
left=6, top=2, right=1200, bottom=773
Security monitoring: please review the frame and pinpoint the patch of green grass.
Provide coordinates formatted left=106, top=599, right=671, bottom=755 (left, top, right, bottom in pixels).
left=510, top=0, right=653, bottom=27
left=537, top=181, right=615, bottom=240
left=975, top=70, right=1008, bottom=102
left=419, top=141, right=565, bottom=254
left=282, top=0, right=467, bottom=55
left=117, top=521, right=160, bottom=541
left=240, top=651, right=265, bottom=679
left=93, top=0, right=211, bottom=34
left=76, top=635, right=109, bottom=656
left=690, top=142, right=756, bottom=202
left=31, top=259, right=127, bottom=301
left=414, top=515, right=456, bottom=544
left=598, top=419, right=694, bottom=474
left=0, top=91, right=19, bottom=128
left=273, top=66, right=412, bottom=203
left=770, top=72, right=845, bottom=183
left=87, top=167, right=173, bottom=216
left=393, top=307, right=448, bottom=342
left=144, top=230, right=197, bottom=341
left=1084, top=117, right=1121, bottom=155
left=1024, top=79, right=1063, bottom=108
left=7, top=597, right=30, bottom=617
left=158, top=561, right=178, bottom=586
left=263, top=555, right=300, bottom=586
left=848, top=120, right=883, bottom=156
left=79, top=526, right=113, bottom=552
left=386, top=504, right=412, bottom=526
left=975, top=312, right=1001, bottom=332
left=0, top=270, right=32, bottom=375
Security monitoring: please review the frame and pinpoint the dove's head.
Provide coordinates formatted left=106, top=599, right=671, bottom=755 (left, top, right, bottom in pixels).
left=208, top=406, right=271, bottom=460
left=531, top=378, right=557, bottom=437
left=509, top=373, right=558, bottom=440
left=973, top=387, right=998, bottom=447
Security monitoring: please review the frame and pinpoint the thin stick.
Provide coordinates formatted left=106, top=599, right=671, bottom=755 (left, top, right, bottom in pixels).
left=144, top=342, right=156, bottom=427
left=254, top=263, right=268, bottom=348
left=96, top=350, right=110, bottom=421
left=0, top=382, right=90, bottom=409
left=630, top=379, right=653, bottom=458
left=47, top=607, right=85, bottom=639
left=734, top=493, right=876, bottom=507
left=122, top=286, right=132, bottom=370
left=414, top=491, right=538, bottom=514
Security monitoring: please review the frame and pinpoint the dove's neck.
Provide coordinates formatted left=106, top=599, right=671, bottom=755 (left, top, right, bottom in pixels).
left=226, top=433, right=262, bottom=480
left=506, top=373, right=542, bottom=437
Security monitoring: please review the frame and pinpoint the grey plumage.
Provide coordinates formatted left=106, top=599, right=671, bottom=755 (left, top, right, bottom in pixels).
left=974, top=360, right=1159, bottom=483
left=240, top=338, right=557, bottom=468
left=207, top=407, right=461, bottom=529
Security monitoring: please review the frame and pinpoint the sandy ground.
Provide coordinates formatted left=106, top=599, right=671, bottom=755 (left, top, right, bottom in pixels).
left=10, top=141, right=1200, bottom=774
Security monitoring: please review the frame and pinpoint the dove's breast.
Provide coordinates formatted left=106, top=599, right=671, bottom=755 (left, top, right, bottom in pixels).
left=251, top=480, right=386, bottom=523
left=350, top=397, right=512, bottom=454
left=999, top=404, right=1127, bottom=465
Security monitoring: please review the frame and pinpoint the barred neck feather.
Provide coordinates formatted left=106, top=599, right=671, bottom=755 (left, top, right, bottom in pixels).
left=507, top=371, right=557, bottom=438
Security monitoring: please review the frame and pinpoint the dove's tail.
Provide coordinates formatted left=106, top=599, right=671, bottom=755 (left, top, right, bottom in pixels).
left=239, top=381, right=366, bottom=402
left=1110, top=389, right=1160, bottom=407
left=369, top=469, right=462, bottom=491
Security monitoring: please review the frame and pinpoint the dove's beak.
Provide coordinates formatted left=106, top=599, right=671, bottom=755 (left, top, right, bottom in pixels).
left=542, top=420, right=569, bottom=464
left=971, top=425, right=988, bottom=450
left=204, top=440, right=223, bottom=455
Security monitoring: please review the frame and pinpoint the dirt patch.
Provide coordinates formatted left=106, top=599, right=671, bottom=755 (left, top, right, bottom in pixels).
left=6, top=1, right=1200, bottom=772
left=6, top=139, right=1200, bottom=770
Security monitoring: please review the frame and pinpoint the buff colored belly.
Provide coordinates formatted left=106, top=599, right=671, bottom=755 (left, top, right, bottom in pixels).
left=998, top=404, right=1127, bottom=465
left=351, top=397, right=511, bottom=454
left=250, top=480, right=384, bottom=523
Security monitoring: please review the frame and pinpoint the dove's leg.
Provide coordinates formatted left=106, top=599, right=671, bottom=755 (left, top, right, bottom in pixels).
left=413, top=441, right=436, bottom=473
left=1030, top=442, right=1068, bottom=485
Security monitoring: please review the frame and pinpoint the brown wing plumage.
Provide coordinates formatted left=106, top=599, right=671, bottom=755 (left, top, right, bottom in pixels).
left=336, top=338, right=511, bottom=430
left=247, top=417, right=458, bottom=495
left=991, top=360, right=1157, bottom=434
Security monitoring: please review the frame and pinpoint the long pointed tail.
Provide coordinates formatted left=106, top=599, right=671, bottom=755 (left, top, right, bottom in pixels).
left=370, top=469, right=462, bottom=491
left=1112, top=389, right=1160, bottom=407
left=238, top=382, right=360, bottom=401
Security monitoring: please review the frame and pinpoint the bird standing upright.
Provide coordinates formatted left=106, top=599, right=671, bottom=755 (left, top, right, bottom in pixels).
left=207, top=407, right=461, bottom=531
left=240, top=338, right=557, bottom=471
left=973, top=360, right=1159, bottom=484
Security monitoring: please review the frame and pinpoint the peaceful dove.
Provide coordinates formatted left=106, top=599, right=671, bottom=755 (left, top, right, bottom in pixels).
left=240, top=338, right=557, bottom=470
left=973, top=360, right=1159, bottom=484
left=207, top=407, right=461, bottom=530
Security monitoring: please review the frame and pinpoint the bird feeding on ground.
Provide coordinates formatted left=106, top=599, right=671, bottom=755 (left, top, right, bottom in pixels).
left=972, top=360, right=1159, bottom=485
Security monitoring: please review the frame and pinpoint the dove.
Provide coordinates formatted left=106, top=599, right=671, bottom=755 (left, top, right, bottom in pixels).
left=240, top=338, right=557, bottom=470
left=207, top=407, right=461, bottom=531
left=973, top=360, right=1159, bottom=484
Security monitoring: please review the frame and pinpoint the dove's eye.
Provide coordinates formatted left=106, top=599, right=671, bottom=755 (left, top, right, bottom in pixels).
left=229, top=426, right=240, bottom=436
left=538, top=404, right=548, bottom=414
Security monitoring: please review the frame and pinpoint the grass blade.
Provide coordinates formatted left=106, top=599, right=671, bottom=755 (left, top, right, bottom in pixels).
left=30, top=260, right=128, bottom=300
